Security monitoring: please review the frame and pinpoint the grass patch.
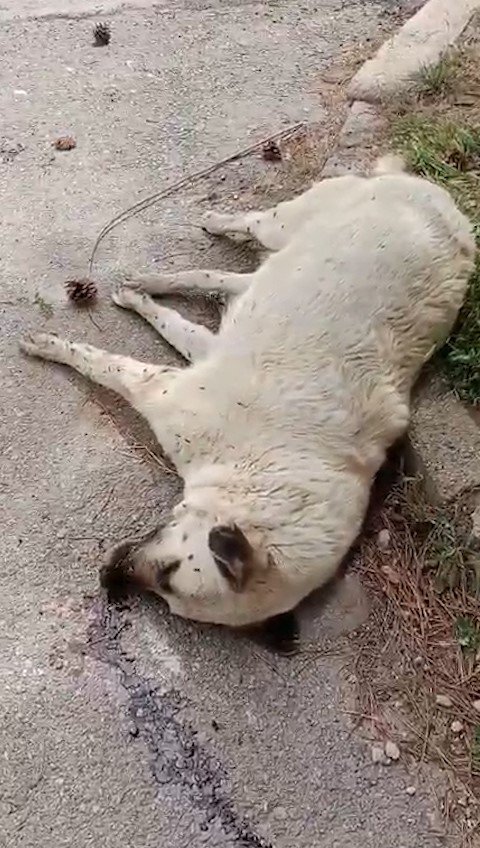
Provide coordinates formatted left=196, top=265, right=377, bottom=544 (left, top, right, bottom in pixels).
left=456, top=615, right=480, bottom=653
left=393, top=117, right=480, bottom=405
left=415, top=53, right=461, bottom=98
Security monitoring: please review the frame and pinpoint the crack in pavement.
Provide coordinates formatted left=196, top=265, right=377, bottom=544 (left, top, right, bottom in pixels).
left=86, top=599, right=274, bottom=848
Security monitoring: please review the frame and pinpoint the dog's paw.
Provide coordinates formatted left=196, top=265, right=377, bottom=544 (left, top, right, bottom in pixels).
left=111, top=285, right=147, bottom=310
left=202, top=211, right=227, bottom=235
left=117, top=271, right=143, bottom=290
left=19, top=331, right=61, bottom=359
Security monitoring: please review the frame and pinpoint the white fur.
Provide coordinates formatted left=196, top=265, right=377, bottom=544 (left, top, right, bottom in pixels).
left=20, top=157, right=475, bottom=627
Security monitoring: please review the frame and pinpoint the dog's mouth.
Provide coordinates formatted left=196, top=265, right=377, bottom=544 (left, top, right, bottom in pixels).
left=100, top=523, right=164, bottom=601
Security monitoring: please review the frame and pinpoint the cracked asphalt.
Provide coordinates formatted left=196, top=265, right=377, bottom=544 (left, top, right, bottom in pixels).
left=0, top=1, right=452, bottom=846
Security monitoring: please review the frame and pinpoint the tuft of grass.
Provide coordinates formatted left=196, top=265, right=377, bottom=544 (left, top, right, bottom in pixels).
left=415, top=53, right=460, bottom=98
left=455, top=615, right=480, bottom=652
left=34, top=292, right=54, bottom=319
left=393, top=117, right=480, bottom=405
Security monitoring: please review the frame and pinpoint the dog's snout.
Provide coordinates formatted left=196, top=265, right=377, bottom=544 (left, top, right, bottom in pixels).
left=156, top=560, right=181, bottom=593
left=108, top=540, right=135, bottom=571
left=100, top=539, right=136, bottom=599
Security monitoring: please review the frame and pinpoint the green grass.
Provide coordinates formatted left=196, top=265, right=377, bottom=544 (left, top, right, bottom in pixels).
left=455, top=615, right=480, bottom=652
left=393, top=117, right=480, bottom=405
left=415, top=54, right=460, bottom=98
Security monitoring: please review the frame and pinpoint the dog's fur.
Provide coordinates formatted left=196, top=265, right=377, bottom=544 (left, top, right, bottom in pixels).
left=21, top=155, right=475, bottom=628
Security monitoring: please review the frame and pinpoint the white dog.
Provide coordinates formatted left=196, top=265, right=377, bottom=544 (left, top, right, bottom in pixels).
left=20, top=155, right=475, bottom=637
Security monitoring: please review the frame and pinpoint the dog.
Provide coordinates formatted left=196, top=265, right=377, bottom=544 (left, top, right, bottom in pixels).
left=20, top=154, right=475, bottom=640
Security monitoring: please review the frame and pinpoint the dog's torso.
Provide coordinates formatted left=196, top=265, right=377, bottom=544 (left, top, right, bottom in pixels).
left=132, top=169, right=475, bottom=624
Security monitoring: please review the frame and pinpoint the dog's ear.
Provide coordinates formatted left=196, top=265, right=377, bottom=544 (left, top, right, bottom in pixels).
left=208, top=523, right=253, bottom=592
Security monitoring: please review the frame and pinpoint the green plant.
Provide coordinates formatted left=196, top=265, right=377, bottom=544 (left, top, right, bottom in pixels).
left=415, top=54, right=460, bottom=97
left=393, top=117, right=480, bottom=404
left=455, top=615, right=480, bottom=651
left=34, top=292, right=54, bottom=319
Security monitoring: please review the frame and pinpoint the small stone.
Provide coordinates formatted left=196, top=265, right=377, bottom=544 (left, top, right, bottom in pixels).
left=405, top=785, right=417, bottom=796
left=451, top=720, right=463, bottom=733
left=473, top=699, right=480, bottom=713
left=53, top=135, right=76, bottom=151
left=377, top=528, right=391, bottom=550
left=261, top=140, right=282, bottom=162
left=385, top=740, right=400, bottom=761
left=436, top=694, right=452, bottom=708
left=471, top=504, right=480, bottom=541
left=371, top=745, right=384, bottom=764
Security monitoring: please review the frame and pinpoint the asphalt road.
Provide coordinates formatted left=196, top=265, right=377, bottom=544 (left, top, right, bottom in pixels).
left=0, top=1, right=449, bottom=846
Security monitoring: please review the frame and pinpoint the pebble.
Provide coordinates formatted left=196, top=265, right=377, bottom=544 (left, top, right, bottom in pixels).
left=385, top=740, right=400, bottom=761
left=473, top=699, right=480, bottom=713
left=451, top=720, right=463, bottom=733
left=371, top=745, right=384, bottom=764
left=435, top=694, right=452, bottom=708
left=405, top=785, right=417, bottom=796
left=377, top=528, right=391, bottom=550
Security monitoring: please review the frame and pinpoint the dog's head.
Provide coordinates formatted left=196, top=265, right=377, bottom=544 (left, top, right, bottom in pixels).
left=100, top=498, right=281, bottom=626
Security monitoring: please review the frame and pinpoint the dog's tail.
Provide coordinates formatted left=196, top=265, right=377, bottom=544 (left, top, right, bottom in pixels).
left=372, top=154, right=406, bottom=176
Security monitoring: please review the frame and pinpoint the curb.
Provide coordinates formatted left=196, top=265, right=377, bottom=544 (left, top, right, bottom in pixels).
left=321, top=0, right=480, bottom=180
left=319, top=0, right=480, bottom=505
left=348, top=0, right=480, bottom=103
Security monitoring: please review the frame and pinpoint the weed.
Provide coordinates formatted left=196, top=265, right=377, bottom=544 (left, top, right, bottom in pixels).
left=415, top=53, right=460, bottom=97
left=393, top=117, right=480, bottom=404
left=455, top=615, right=480, bottom=652
left=34, top=292, right=54, bottom=319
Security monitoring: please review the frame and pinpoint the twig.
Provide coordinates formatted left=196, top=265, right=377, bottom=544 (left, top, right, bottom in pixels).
left=91, top=485, right=115, bottom=523
left=88, top=122, right=305, bottom=273
left=251, top=648, right=288, bottom=683
left=87, top=308, right=104, bottom=332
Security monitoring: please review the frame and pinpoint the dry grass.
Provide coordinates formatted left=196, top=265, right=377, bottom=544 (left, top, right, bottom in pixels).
left=352, top=470, right=480, bottom=828
left=247, top=24, right=400, bottom=208
left=339, top=21, right=480, bottom=834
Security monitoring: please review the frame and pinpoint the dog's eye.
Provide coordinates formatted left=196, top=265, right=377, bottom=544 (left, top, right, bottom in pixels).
left=157, top=560, right=180, bottom=593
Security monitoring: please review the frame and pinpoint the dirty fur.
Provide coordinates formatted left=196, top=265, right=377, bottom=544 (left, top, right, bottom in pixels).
left=20, top=155, right=475, bottom=627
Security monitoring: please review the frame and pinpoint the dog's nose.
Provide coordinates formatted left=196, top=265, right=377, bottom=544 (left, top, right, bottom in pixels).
left=100, top=539, right=135, bottom=598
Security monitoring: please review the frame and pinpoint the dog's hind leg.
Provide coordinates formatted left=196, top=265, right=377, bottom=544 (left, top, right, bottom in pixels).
left=19, top=332, right=178, bottom=415
left=112, top=286, right=214, bottom=362
left=121, top=268, right=253, bottom=297
left=202, top=207, right=286, bottom=250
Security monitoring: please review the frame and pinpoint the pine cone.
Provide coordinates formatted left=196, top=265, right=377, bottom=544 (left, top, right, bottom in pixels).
left=262, top=140, right=282, bottom=162
left=93, top=22, right=111, bottom=46
left=53, top=135, right=76, bottom=151
left=65, top=278, right=98, bottom=305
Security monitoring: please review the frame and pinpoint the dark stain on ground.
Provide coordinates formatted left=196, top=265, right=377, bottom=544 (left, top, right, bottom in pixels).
left=86, top=598, right=274, bottom=848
